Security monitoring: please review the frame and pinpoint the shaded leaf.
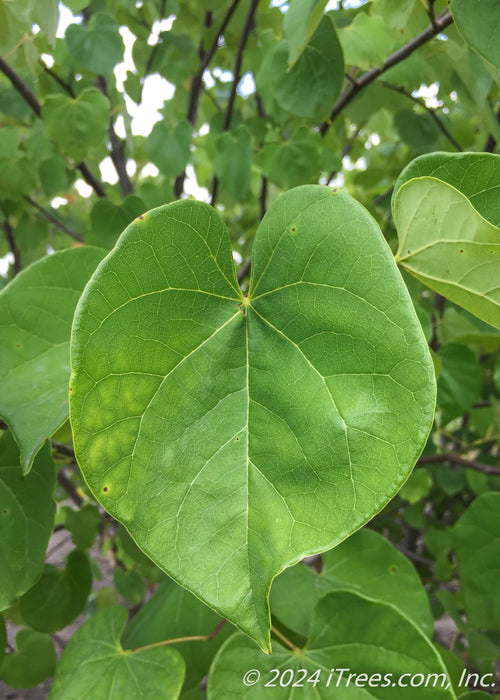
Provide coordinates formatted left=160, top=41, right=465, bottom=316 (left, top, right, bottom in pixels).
left=451, top=0, right=500, bottom=69
left=145, top=120, right=191, bottom=178
left=0, top=628, right=55, bottom=689
left=437, top=344, right=482, bottom=425
left=270, top=528, right=434, bottom=636
left=215, top=126, right=252, bottom=200
left=20, top=550, right=92, bottom=633
left=0, top=246, right=106, bottom=473
left=65, top=12, right=124, bottom=75
left=0, top=434, right=55, bottom=611
left=42, top=88, right=110, bottom=163
left=454, top=492, right=500, bottom=631
left=284, top=0, right=329, bottom=66
left=208, top=591, right=454, bottom=698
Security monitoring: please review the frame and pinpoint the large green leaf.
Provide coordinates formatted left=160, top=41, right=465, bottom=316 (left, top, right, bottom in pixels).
left=20, top=550, right=92, bottom=633
left=208, top=591, right=455, bottom=698
left=270, top=528, right=434, bottom=636
left=0, top=433, right=55, bottom=611
left=42, top=89, right=110, bottom=163
left=0, top=246, right=105, bottom=473
left=393, top=176, right=500, bottom=329
left=451, top=0, right=500, bottom=69
left=454, top=492, right=500, bottom=631
left=70, top=185, right=435, bottom=651
left=48, top=606, right=185, bottom=699
left=65, top=12, right=124, bottom=75
left=272, top=16, right=344, bottom=120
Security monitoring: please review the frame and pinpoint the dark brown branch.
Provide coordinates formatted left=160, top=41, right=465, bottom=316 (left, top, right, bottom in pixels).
left=144, top=0, right=167, bottom=78
left=380, top=81, right=463, bottom=151
left=95, top=76, right=133, bottom=197
left=57, top=468, right=83, bottom=507
left=418, top=453, right=500, bottom=477
left=39, top=58, right=75, bottom=97
left=0, top=55, right=41, bottom=116
left=175, top=0, right=242, bottom=198
left=237, top=258, right=252, bottom=285
left=210, top=0, right=260, bottom=206
left=1, top=205, right=21, bottom=274
left=24, top=196, right=84, bottom=242
left=320, top=10, right=454, bottom=136
left=395, top=543, right=434, bottom=569
left=259, top=175, right=268, bottom=221
left=52, top=440, right=76, bottom=460
left=0, top=56, right=106, bottom=197
left=483, top=107, right=500, bottom=153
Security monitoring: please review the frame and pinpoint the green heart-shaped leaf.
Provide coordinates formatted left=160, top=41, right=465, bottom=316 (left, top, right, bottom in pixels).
left=208, top=591, right=454, bottom=699
left=42, top=88, right=110, bottom=163
left=0, top=628, right=56, bottom=689
left=65, top=12, right=124, bottom=75
left=393, top=153, right=500, bottom=329
left=70, top=185, right=435, bottom=650
left=48, top=606, right=185, bottom=699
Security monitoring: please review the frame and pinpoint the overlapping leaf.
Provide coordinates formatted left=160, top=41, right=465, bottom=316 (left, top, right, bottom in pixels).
left=451, top=0, right=500, bottom=69
left=393, top=153, right=500, bottom=329
left=70, top=185, right=435, bottom=650
left=49, top=607, right=185, bottom=699
left=208, top=591, right=454, bottom=698
left=0, top=433, right=55, bottom=610
left=0, top=246, right=105, bottom=473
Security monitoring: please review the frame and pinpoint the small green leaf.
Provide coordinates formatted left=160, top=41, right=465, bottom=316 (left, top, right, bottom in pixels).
left=259, top=127, right=323, bottom=189
left=0, top=0, right=31, bottom=54
left=0, top=628, right=55, bottom=689
left=42, top=88, right=110, bottom=163
left=89, top=196, right=147, bottom=249
left=20, top=550, right=92, bottom=633
left=65, top=12, right=124, bottom=75
left=270, top=528, right=434, bottom=636
left=339, top=12, right=398, bottom=69
left=61, top=503, right=101, bottom=550
left=451, top=0, right=500, bottom=69
left=454, top=492, right=500, bottom=631
left=0, top=434, right=55, bottom=611
left=0, top=246, right=106, bottom=473
left=399, top=468, right=433, bottom=504
left=215, top=126, right=252, bottom=200
left=48, top=607, right=185, bottom=699
left=122, top=578, right=233, bottom=695
left=393, top=175, right=500, bottom=329
left=272, top=15, right=344, bottom=120
left=208, top=591, right=454, bottom=699
left=113, top=568, right=146, bottom=605
left=145, top=120, right=191, bottom=178
left=437, top=344, right=481, bottom=425
left=32, top=0, right=59, bottom=46
left=70, top=186, right=435, bottom=650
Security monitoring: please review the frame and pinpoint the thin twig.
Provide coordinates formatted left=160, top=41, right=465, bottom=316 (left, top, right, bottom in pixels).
left=418, top=453, right=500, bottom=477
left=0, top=204, right=21, bottom=274
left=24, top=196, right=84, bottom=242
left=320, top=10, right=454, bottom=136
left=39, top=58, right=75, bottom=97
left=175, top=0, right=242, bottom=198
left=131, top=617, right=227, bottom=653
left=95, top=76, right=133, bottom=197
left=57, top=468, right=83, bottom=507
left=0, top=56, right=106, bottom=197
left=380, top=81, right=463, bottom=151
left=52, top=440, right=76, bottom=460
left=237, top=258, right=252, bottom=285
left=210, top=0, right=260, bottom=206
left=271, top=626, right=298, bottom=651
left=395, top=543, right=435, bottom=569
left=144, top=0, right=167, bottom=79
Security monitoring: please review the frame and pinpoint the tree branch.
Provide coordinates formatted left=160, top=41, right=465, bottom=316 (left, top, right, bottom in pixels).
left=210, top=0, right=260, bottom=206
left=0, top=56, right=107, bottom=197
left=0, top=204, right=21, bottom=274
left=320, top=10, right=454, bottom=136
left=57, top=468, right=83, bottom=507
left=95, top=76, right=133, bottom=197
left=39, top=58, right=75, bottom=97
left=418, top=453, right=500, bottom=477
left=24, top=196, right=84, bottom=242
left=174, top=1, right=242, bottom=198
left=380, top=81, right=463, bottom=151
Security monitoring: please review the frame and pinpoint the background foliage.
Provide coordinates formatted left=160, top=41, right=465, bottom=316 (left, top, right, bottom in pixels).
left=1, top=0, right=500, bottom=697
